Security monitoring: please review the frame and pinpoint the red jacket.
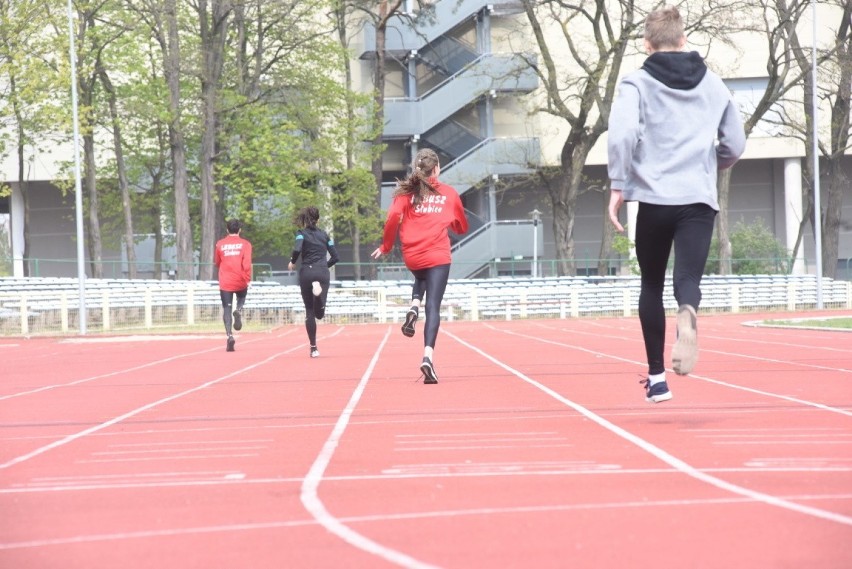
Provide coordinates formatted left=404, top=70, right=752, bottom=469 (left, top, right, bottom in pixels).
left=214, top=234, right=252, bottom=291
left=379, top=178, right=469, bottom=270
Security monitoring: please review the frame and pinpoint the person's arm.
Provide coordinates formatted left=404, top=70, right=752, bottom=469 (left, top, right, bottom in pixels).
left=288, top=231, right=304, bottom=270
left=243, top=241, right=253, bottom=284
left=214, top=243, right=222, bottom=267
left=607, top=81, right=641, bottom=192
left=450, top=192, right=468, bottom=235
left=608, top=189, right=625, bottom=233
left=371, top=199, right=403, bottom=258
left=326, top=236, right=340, bottom=268
left=716, top=98, right=746, bottom=170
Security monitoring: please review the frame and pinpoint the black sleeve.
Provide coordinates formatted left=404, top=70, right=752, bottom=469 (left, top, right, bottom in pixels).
left=289, top=231, right=304, bottom=265
left=327, top=241, right=340, bottom=268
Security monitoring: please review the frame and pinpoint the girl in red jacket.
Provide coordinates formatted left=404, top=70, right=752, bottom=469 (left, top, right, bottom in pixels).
left=214, top=219, right=252, bottom=352
left=371, top=148, right=469, bottom=384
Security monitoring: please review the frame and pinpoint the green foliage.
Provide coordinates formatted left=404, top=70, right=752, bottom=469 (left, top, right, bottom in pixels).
left=709, top=218, right=790, bottom=274
left=330, top=166, right=384, bottom=245
left=611, top=228, right=639, bottom=275
left=0, top=218, right=10, bottom=276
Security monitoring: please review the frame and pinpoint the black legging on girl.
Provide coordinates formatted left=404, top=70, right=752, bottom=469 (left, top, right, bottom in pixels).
left=299, top=263, right=330, bottom=346
left=408, top=263, right=451, bottom=349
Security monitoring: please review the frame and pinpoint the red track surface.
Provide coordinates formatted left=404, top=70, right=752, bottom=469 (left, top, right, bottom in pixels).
left=1, top=311, right=850, bottom=568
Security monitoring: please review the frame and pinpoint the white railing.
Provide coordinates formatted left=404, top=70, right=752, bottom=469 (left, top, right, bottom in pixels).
left=1, top=275, right=850, bottom=337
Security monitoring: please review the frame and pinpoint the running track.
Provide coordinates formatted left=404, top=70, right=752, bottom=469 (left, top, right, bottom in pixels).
left=1, top=311, right=850, bottom=568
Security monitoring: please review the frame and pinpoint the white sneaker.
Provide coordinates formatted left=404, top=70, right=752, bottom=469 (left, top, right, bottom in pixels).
left=672, top=305, right=698, bottom=375
left=310, top=347, right=320, bottom=358
left=312, top=281, right=322, bottom=297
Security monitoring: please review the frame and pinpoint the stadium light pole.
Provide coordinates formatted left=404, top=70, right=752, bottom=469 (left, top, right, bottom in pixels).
left=811, top=0, right=823, bottom=308
left=530, top=209, right=541, bottom=278
left=67, top=0, right=87, bottom=334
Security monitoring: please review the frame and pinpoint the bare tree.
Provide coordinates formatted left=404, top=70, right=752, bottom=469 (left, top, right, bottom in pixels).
left=519, top=1, right=745, bottom=276
left=195, top=0, right=233, bottom=280
left=519, top=0, right=638, bottom=275
left=716, top=0, right=811, bottom=274
left=816, top=0, right=851, bottom=278
left=99, top=68, right=137, bottom=279
left=777, top=0, right=851, bottom=278
left=128, top=0, right=195, bottom=279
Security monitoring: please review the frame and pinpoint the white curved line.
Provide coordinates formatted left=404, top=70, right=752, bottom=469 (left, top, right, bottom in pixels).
left=300, top=327, right=439, bottom=569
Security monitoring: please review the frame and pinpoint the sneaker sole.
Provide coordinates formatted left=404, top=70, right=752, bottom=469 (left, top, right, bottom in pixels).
left=420, top=361, right=438, bottom=384
left=226, top=338, right=235, bottom=352
left=233, top=311, right=242, bottom=331
left=312, top=282, right=322, bottom=297
left=401, top=311, right=418, bottom=338
left=672, top=306, right=698, bottom=375
left=646, top=391, right=673, bottom=403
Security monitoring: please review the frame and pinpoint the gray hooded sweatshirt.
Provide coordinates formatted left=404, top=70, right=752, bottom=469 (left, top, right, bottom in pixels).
left=607, top=51, right=746, bottom=211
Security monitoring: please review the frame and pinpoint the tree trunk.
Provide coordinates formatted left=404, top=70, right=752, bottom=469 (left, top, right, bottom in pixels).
left=164, top=0, right=194, bottom=280
left=336, top=2, right=362, bottom=280
left=597, top=189, right=613, bottom=277
left=550, top=140, right=592, bottom=276
left=198, top=0, right=231, bottom=281
left=822, top=158, right=844, bottom=279
left=99, top=69, right=137, bottom=279
left=9, top=74, right=30, bottom=276
left=152, top=169, right=165, bottom=280
left=716, top=168, right=732, bottom=275
left=822, top=2, right=852, bottom=279
left=370, top=4, right=388, bottom=203
left=83, top=130, right=103, bottom=279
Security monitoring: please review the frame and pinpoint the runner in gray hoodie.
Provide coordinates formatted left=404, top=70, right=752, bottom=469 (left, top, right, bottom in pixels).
left=607, top=5, right=746, bottom=403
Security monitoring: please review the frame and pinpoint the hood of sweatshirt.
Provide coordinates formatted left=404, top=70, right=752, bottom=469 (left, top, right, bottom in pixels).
left=642, top=51, right=707, bottom=90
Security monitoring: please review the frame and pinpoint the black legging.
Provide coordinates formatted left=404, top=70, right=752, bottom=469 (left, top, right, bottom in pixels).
left=635, top=202, right=716, bottom=375
left=408, top=263, right=451, bottom=349
left=298, top=263, right=331, bottom=346
left=220, top=289, right=247, bottom=335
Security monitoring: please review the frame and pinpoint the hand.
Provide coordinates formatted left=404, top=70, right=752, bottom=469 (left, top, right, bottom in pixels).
left=608, top=189, right=625, bottom=233
left=370, top=247, right=384, bottom=259
left=288, top=262, right=295, bottom=271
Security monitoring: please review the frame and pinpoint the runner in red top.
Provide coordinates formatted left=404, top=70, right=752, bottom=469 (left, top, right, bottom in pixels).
left=371, top=148, right=469, bottom=384
left=214, top=219, right=253, bottom=352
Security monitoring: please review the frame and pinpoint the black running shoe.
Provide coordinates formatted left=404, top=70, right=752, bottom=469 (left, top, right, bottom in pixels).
left=226, top=335, right=236, bottom=352
left=640, top=377, right=672, bottom=403
left=420, top=357, right=438, bottom=384
left=401, top=308, right=418, bottom=338
left=310, top=346, right=319, bottom=358
left=233, top=309, right=242, bottom=331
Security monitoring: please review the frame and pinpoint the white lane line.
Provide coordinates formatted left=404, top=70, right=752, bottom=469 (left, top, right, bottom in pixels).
left=548, top=320, right=852, bottom=370
left=76, top=454, right=261, bottom=463
left=579, top=318, right=852, bottom=354
left=0, top=329, right=301, bottom=402
left=0, top=327, right=344, bottom=470
left=3, top=492, right=852, bottom=550
left=496, top=326, right=852, bottom=418
left=299, top=326, right=439, bottom=569
left=108, top=439, right=275, bottom=447
left=4, top=465, right=852, bottom=494
left=394, top=444, right=573, bottom=451
left=446, top=329, right=852, bottom=527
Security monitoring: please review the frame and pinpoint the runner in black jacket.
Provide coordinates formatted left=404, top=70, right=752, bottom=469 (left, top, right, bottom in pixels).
left=288, top=206, right=339, bottom=358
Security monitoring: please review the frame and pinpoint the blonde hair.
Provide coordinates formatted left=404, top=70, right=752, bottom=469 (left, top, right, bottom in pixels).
left=644, top=6, right=685, bottom=50
left=393, top=148, right=440, bottom=205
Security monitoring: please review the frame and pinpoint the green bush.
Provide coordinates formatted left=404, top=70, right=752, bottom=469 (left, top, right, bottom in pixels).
left=709, top=218, right=790, bottom=275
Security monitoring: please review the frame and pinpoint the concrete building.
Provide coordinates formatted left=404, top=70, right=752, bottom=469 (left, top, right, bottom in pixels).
left=352, top=0, right=851, bottom=279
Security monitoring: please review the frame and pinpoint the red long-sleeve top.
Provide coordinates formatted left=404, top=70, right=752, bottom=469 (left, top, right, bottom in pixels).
left=378, top=178, right=469, bottom=270
left=214, top=234, right=252, bottom=292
